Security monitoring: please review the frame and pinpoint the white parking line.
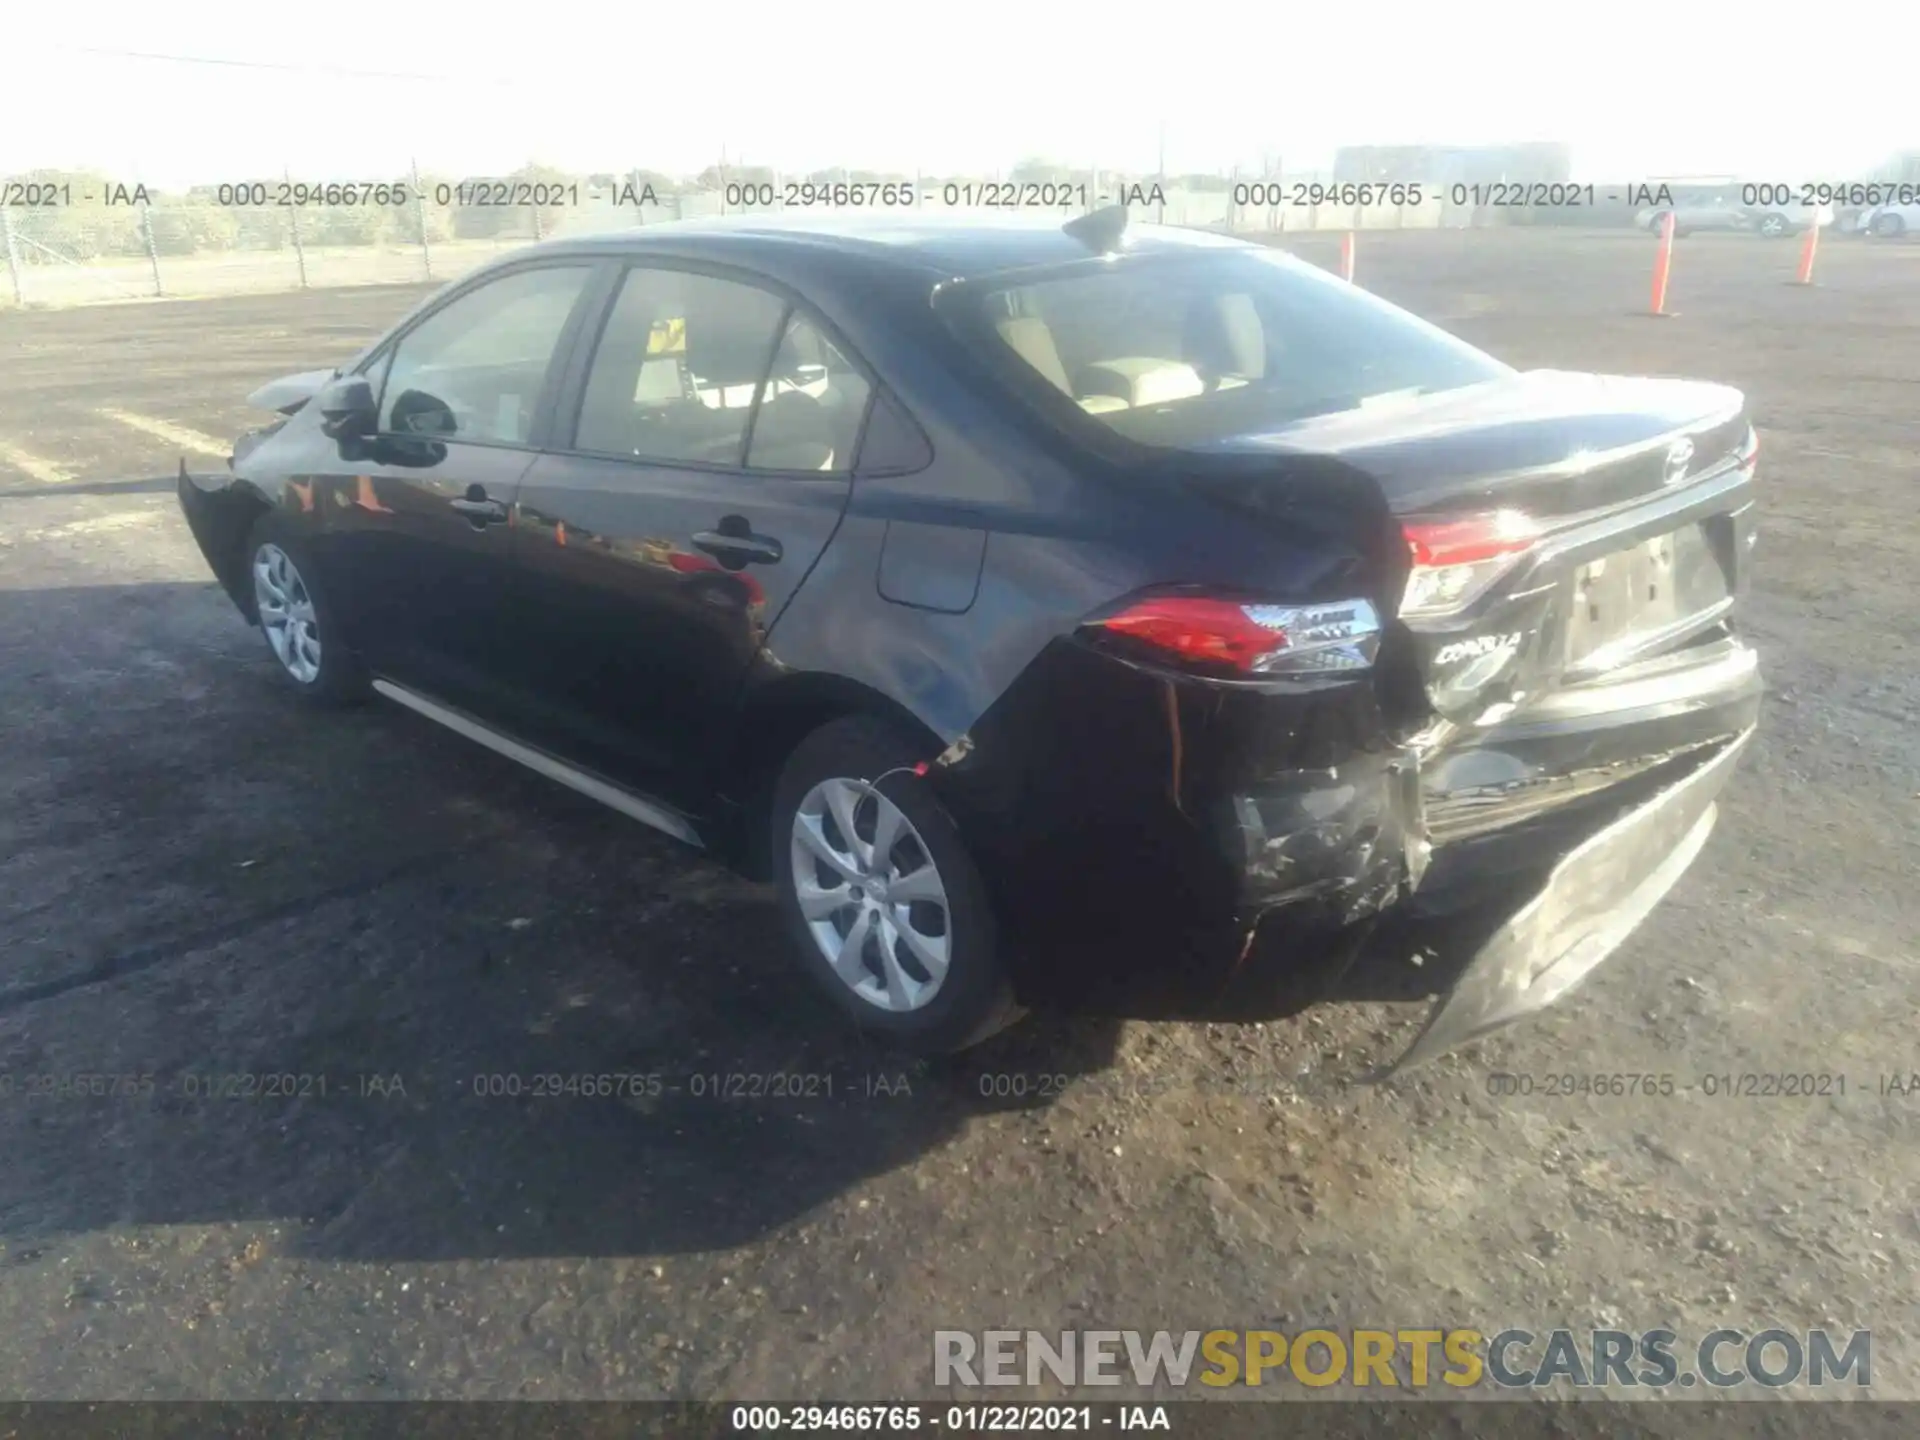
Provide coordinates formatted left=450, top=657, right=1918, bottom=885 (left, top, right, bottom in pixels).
left=0, top=440, right=74, bottom=485
left=24, top=510, right=168, bottom=542
left=96, top=408, right=230, bottom=458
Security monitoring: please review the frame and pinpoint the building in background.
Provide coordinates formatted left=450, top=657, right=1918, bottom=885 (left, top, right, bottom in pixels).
left=1331, top=143, right=1573, bottom=186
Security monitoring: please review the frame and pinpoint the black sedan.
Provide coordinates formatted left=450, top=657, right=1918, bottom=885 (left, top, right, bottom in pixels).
left=177, top=208, right=1762, bottom=1068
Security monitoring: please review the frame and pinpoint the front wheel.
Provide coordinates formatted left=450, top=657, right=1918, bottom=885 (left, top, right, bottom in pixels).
left=1872, top=213, right=1906, bottom=238
left=770, top=716, right=1018, bottom=1052
left=1756, top=212, right=1789, bottom=237
left=244, top=515, right=366, bottom=705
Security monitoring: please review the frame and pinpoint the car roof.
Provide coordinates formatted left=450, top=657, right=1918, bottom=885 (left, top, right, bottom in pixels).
left=520, top=211, right=1254, bottom=281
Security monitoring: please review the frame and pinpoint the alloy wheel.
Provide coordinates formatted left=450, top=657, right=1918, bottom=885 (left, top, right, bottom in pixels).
left=789, top=777, right=951, bottom=1012
left=252, top=542, right=322, bottom=684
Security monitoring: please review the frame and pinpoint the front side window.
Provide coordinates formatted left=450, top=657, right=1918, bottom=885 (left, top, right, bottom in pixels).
left=377, top=265, right=592, bottom=444
left=943, top=248, right=1510, bottom=450
left=574, top=268, right=790, bottom=466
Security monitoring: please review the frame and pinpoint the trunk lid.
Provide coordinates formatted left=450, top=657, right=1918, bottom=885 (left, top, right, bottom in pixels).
left=1188, top=369, right=1758, bottom=725
left=1192, top=369, right=1749, bottom=519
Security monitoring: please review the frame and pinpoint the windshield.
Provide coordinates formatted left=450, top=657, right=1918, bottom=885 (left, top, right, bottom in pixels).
left=943, top=247, right=1511, bottom=449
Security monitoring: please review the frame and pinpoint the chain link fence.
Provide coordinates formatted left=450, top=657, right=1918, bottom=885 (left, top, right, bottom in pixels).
left=1, top=161, right=1605, bottom=310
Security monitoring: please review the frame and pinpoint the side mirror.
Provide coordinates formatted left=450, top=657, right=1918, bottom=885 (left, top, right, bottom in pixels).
left=317, top=375, right=378, bottom=441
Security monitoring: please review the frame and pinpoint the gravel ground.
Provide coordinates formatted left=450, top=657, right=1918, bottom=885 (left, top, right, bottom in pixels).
left=0, top=227, right=1914, bottom=1412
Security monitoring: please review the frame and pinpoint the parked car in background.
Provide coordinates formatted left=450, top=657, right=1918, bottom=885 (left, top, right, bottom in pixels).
left=1635, top=185, right=1751, bottom=236
left=1635, top=184, right=1831, bottom=237
left=1744, top=200, right=1833, bottom=237
left=1859, top=202, right=1920, bottom=237
left=176, top=209, right=1762, bottom=1071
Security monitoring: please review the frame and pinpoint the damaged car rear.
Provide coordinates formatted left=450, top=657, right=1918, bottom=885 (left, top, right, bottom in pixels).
left=177, top=209, right=1760, bottom=1069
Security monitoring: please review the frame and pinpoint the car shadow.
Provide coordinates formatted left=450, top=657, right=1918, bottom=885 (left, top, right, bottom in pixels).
left=0, top=581, right=1126, bottom=1265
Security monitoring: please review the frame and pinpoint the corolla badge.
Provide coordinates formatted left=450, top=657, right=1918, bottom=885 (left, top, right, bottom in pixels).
left=1662, top=437, right=1695, bottom=486
left=1434, top=632, right=1523, bottom=666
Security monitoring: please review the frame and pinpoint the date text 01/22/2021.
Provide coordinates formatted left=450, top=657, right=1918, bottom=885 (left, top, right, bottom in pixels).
left=717, top=182, right=1173, bottom=210
left=463, top=1071, right=919, bottom=1100
left=1482, top=1071, right=1920, bottom=1099
left=729, top=1406, right=1170, bottom=1432
left=0, top=1071, right=409, bottom=1100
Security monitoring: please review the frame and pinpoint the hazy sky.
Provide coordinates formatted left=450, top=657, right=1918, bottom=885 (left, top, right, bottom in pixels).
left=7, top=0, right=1912, bottom=187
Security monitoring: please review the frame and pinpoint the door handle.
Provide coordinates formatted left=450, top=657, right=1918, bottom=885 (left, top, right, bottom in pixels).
left=692, top=529, right=783, bottom=565
left=451, top=496, right=509, bottom=524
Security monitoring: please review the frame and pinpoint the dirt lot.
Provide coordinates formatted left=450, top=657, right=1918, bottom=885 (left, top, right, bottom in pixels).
left=0, top=228, right=1915, bottom=1413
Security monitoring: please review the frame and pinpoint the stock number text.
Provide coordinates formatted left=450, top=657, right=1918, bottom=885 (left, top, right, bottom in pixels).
left=216, top=182, right=413, bottom=207
left=1234, top=181, right=1425, bottom=207
left=731, top=1406, right=926, bottom=1431
left=1744, top=182, right=1920, bottom=209
left=725, top=181, right=919, bottom=208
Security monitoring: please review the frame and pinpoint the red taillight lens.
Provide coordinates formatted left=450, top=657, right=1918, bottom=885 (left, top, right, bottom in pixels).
left=1736, top=425, right=1759, bottom=472
left=1086, top=595, right=1381, bottom=677
left=1400, top=510, right=1539, bottom=620
left=1095, top=597, right=1289, bottom=670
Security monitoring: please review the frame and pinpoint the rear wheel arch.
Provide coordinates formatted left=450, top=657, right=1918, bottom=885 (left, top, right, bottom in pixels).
left=718, top=673, right=950, bottom=878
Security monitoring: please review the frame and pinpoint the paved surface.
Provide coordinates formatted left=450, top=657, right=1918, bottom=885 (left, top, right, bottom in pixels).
left=0, top=229, right=1916, bottom=1406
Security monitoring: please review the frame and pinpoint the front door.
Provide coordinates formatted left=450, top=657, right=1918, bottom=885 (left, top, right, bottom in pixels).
left=318, top=262, right=601, bottom=718
left=507, top=264, right=870, bottom=808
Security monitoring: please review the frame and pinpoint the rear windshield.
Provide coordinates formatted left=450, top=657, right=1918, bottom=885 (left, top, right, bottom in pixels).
left=941, top=247, right=1510, bottom=449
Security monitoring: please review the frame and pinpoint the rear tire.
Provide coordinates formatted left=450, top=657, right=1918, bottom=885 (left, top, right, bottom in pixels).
left=1873, top=213, right=1906, bottom=238
left=1757, top=212, right=1788, bottom=237
left=243, top=513, right=366, bottom=706
left=770, top=715, right=1018, bottom=1053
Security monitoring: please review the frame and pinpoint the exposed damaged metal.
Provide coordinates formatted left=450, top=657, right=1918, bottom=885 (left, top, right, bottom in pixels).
left=1385, top=730, right=1753, bottom=1073
left=1424, top=739, right=1726, bottom=845
left=1231, top=750, right=1428, bottom=921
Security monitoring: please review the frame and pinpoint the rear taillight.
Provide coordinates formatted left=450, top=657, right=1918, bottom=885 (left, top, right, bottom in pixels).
left=1399, top=510, right=1539, bottom=620
left=1736, top=425, right=1759, bottom=473
left=1085, top=594, right=1381, bottom=678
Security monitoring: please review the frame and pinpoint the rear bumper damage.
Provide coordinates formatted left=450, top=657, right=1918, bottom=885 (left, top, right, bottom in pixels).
left=943, top=628, right=1761, bottom=1068
left=1230, top=639, right=1761, bottom=1071
left=1388, top=726, right=1751, bottom=1071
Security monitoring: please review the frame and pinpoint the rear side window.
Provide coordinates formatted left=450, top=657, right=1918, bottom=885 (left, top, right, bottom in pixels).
left=745, top=314, right=872, bottom=472
left=573, top=268, right=789, bottom=466
left=377, top=265, right=592, bottom=444
left=945, top=249, right=1509, bottom=449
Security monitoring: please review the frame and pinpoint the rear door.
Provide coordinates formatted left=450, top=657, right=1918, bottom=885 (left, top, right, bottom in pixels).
left=506, top=263, right=870, bottom=806
left=321, top=261, right=604, bottom=717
